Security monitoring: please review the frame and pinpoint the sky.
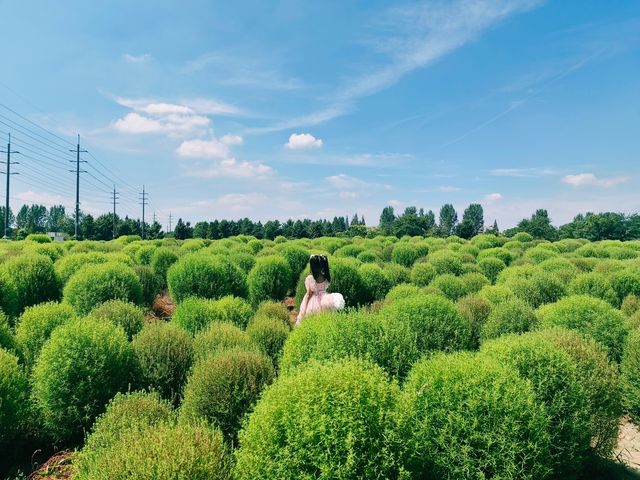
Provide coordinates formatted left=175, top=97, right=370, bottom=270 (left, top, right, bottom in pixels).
left=0, top=0, right=638, bottom=229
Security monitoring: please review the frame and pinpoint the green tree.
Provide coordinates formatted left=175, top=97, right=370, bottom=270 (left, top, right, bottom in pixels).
left=193, top=221, right=211, bottom=239
left=174, top=218, right=193, bottom=240
left=379, top=206, right=396, bottom=234
left=517, top=209, right=557, bottom=241
left=455, top=203, right=484, bottom=239
left=438, top=204, right=458, bottom=236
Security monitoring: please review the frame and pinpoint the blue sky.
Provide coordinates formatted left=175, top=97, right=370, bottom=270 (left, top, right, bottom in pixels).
left=0, top=0, right=638, bottom=228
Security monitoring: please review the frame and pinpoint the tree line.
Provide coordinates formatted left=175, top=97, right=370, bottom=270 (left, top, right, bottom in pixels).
left=1, top=202, right=640, bottom=242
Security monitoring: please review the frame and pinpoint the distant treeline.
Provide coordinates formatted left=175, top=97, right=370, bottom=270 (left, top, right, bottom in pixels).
left=2, top=203, right=640, bottom=243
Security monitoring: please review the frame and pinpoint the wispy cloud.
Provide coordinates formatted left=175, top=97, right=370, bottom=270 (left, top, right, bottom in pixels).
left=123, top=53, right=152, bottom=63
left=483, top=192, right=503, bottom=202
left=491, top=167, right=556, bottom=177
left=562, top=173, right=629, bottom=188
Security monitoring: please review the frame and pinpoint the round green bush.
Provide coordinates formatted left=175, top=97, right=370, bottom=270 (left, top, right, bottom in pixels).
left=172, top=296, right=253, bottom=334
left=538, top=295, right=629, bottom=362
left=247, top=315, right=289, bottom=369
left=181, top=348, right=274, bottom=439
left=538, top=328, right=622, bottom=457
left=427, top=249, right=464, bottom=275
left=477, top=284, right=516, bottom=305
left=134, top=245, right=156, bottom=265
left=24, top=242, right=64, bottom=262
left=383, top=263, right=411, bottom=286
left=391, top=243, right=424, bottom=267
left=356, top=250, right=381, bottom=263
left=247, top=239, right=263, bottom=253
left=398, top=352, right=551, bottom=479
left=54, top=252, right=109, bottom=285
left=524, top=247, right=559, bottom=264
left=76, top=391, right=174, bottom=472
left=460, top=271, right=490, bottom=294
left=193, top=321, right=257, bottom=362
left=327, top=258, right=367, bottom=308
left=31, top=317, right=137, bottom=442
left=0, top=312, right=17, bottom=355
left=280, top=246, right=309, bottom=289
left=168, top=254, right=247, bottom=303
left=538, top=258, right=580, bottom=283
left=133, top=264, right=162, bottom=306
left=132, top=323, right=194, bottom=405
left=611, top=267, right=640, bottom=304
left=149, top=247, right=178, bottom=287
left=76, top=419, right=230, bottom=480
left=621, top=327, right=640, bottom=424
left=15, top=301, right=76, bottom=369
left=1, top=254, right=60, bottom=313
left=456, top=295, right=492, bottom=349
left=621, top=294, right=640, bottom=317
left=0, top=348, right=29, bottom=445
left=88, top=300, right=144, bottom=340
left=358, top=263, right=392, bottom=303
left=379, top=294, right=472, bottom=354
left=63, top=262, right=143, bottom=315
left=228, top=250, right=256, bottom=273
left=513, top=232, right=534, bottom=242
left=281, top=310, right=420, bottom=380
left=430, top=274, right=467, bottom=301
left=569, top=272, right=619, bottom=307
left=253, top=300, right=290, bottom=325
left=502, top=269, right=566, bottom=308
left=234, top=358, right=401, bottom=479
left=0, top=272, right=18, bottom=318
left=480, top=298, right=538, bottom=342
left=385, top=283, right=422, bottom=302
left=25, top=233, right=52, bottom=243
left=410, top=262, right=437, bottom=287
left=477, top=247, right=514, bottom=265
left=481, top=333, right=591, bottom=477
left=248, top=255, right=292, bottom=306
left=478, top=256, right=506, bottom=284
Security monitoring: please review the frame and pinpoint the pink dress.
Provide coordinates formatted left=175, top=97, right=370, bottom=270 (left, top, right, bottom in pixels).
left=296, top=275, right=328, bottom=324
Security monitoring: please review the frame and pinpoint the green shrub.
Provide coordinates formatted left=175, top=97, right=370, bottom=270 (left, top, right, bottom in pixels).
left=76, top=391, right=174, bottom=470
left=385, top=283, right=421, bottom=302
left=281, top=311, right=420, bottom=380
left=427, top=249, right=463, bottom=275
left=477, top=284, right=515, bottom=305
left=64, top=262, right=143, bottom=315
left=481, top=333, right=591, bottom=477
left=54, top=252, right=110, bottom=285
left=430, top=274, right=467, bottom=301
left=334, top=244, right=366, bottom=258
left=181, top=348, right=274, bottom=439
left=168, top=254, right=247, bottom=303
left=398, top=352, right=551, bottom=479
left=280, top=246, right=309, bottom=289
left=621, top=327, right=640, bottom=424
left=513, top=232, right=534, bottom=242
left=247, top=239, right=263, bottom=253
left=0, top=348, right=29, bottom=445
left=538, top=328, right=622, bottom=457
left=460, top=271, right=490, bottom=294
left=1, top=254, right=60, bottom=313
left=478, top=256, right=506, bottom=284
left=228, top=251, right=255, bottom=273
left=75, top=419, right=230, bottom=480
left=379, top=294, right=472, bottom=354
left=15, top=302, right=76, bottom=369
left=0, top=272, right=18, bottom=318
left=621, top=294, right=640, bottom=317
left=538, top=295, right=629, bottom=362
left=234, top=358, right=401, bottom=479
left=150, top=247, right=178, bottom=287
left=247, top=256, right=292, bottom=306
left=25, top=233, right=52, bottom=243
left=569, top=272, right=619, bottom=307
left=132, top=323, right=193, bottom=405
left=502, top=269, right=566, bottom=308
left=31, top=318, right=137, bottom=442
left=133, top=264, right=161, bottom=306
left=410, top=262, right=437, bottom=287
left=247, top=316, right=289, bottom=369
left=172, top=296, right=253, bottom=334
left=356, top=250, right=381, bottom=263
left=327, top=258, right=366, bottom=308
left=24, top=242, right=64, bottom=262
left=134, top=245, right=156, bottom=265
left=611, top=267, right=640, bottom=304
left=358, top=263, right=392, bottom=303
left=88, top=300, right=144, bottom=340
left=383, top=263, right=411, bottom=286
left=456, top=295, right=492, bottom=349
left=538, top=258, right=580, bottom=283
left=253, top=300, right=290, bottom=325
left=477, top=247, right=514, bottom=265
left=480, top=298, right=538, bottom=342
left=193, top=321, right=257, bottom=362
left=392, top=243, right=423, bottom=267
left=0, top=312, right=17, bottom=355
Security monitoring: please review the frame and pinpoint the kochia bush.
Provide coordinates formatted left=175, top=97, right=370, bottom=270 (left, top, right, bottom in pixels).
left=410, top=262, right=437, bottom=287
left=358, top=263, right=392, bottom=303
left=621, top=327, right=640, bottom=424
left=88, top=300, right=145, bottom=340
left=480, top=298, right=538, bottom=343
left=569, top=272, right=619, bottom=307
left=391, top=243, right=424, bottom=267
left=247, top=255, right=293, bottom=306
left=247, top=315, right=290, bottom=369
left=172, top=296, right=253, bottom=334
left=0, top=348, right=29, bottom=446
left=1, top=254, right=60, bottom=313
left=193, top=321, right=257, bottom=362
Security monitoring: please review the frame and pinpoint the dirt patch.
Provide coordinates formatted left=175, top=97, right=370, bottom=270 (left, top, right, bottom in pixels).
left=615, top=417, right=640, bottom=472
left=27, top=450, right=75, bottom=480
left=152, top=291, right=176, bottom=319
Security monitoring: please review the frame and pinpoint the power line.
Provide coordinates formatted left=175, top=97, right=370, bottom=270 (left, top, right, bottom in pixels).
left=139, top=186, right=149, bottom=239
left=112, top=186, right=119, bottom=240
left=1, top=133, right=20, bottom=238
left=69, top=135, right=87, bottom=239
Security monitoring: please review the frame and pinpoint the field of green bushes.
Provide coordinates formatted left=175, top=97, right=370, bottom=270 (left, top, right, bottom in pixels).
left=1, top=231, right=639, bottom=479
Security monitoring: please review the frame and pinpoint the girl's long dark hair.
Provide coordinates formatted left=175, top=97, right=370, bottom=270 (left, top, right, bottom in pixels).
left=310, top=255, right=330, bottom=283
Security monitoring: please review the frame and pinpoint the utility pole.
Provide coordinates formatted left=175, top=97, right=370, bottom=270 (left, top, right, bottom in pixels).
left=139, top=186, right=149, bottom=239
left=69, top=134, right=87, bottom=240
left=1, top=133, right=19, bottom=239
left=111, top=185, right=119, bottom=240
left=153, top=211, right=156, bottom=224
left=168, top=212, right=172, bottom=233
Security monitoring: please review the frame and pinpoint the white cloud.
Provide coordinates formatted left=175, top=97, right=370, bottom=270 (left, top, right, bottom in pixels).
left=434, top=186, right=462, bottom=193
left=217, top=193, right=268, bottom=212
left=285, top=133, right=323, bottom=149
left=483, top=192, right=503, bottom=202
left=339, top=191, right=359, bottom=199
left=185, top=158, right=273, bottom=179
left=562, top=173, right=629, bottom=188
left=176, top=139, right=230, bottom=159
left=491, top=167, right=555, bottom=177
left=325, top=174, right=367, bottom=189
left=389, top=199, right=404, bottom=209
left=123, top=53, right=151, bottom=63
left=221, top=134, right=244, bottom=146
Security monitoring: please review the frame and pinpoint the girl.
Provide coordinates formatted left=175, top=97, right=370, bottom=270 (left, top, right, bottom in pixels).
left=296, top=255, right=344, bottom=324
